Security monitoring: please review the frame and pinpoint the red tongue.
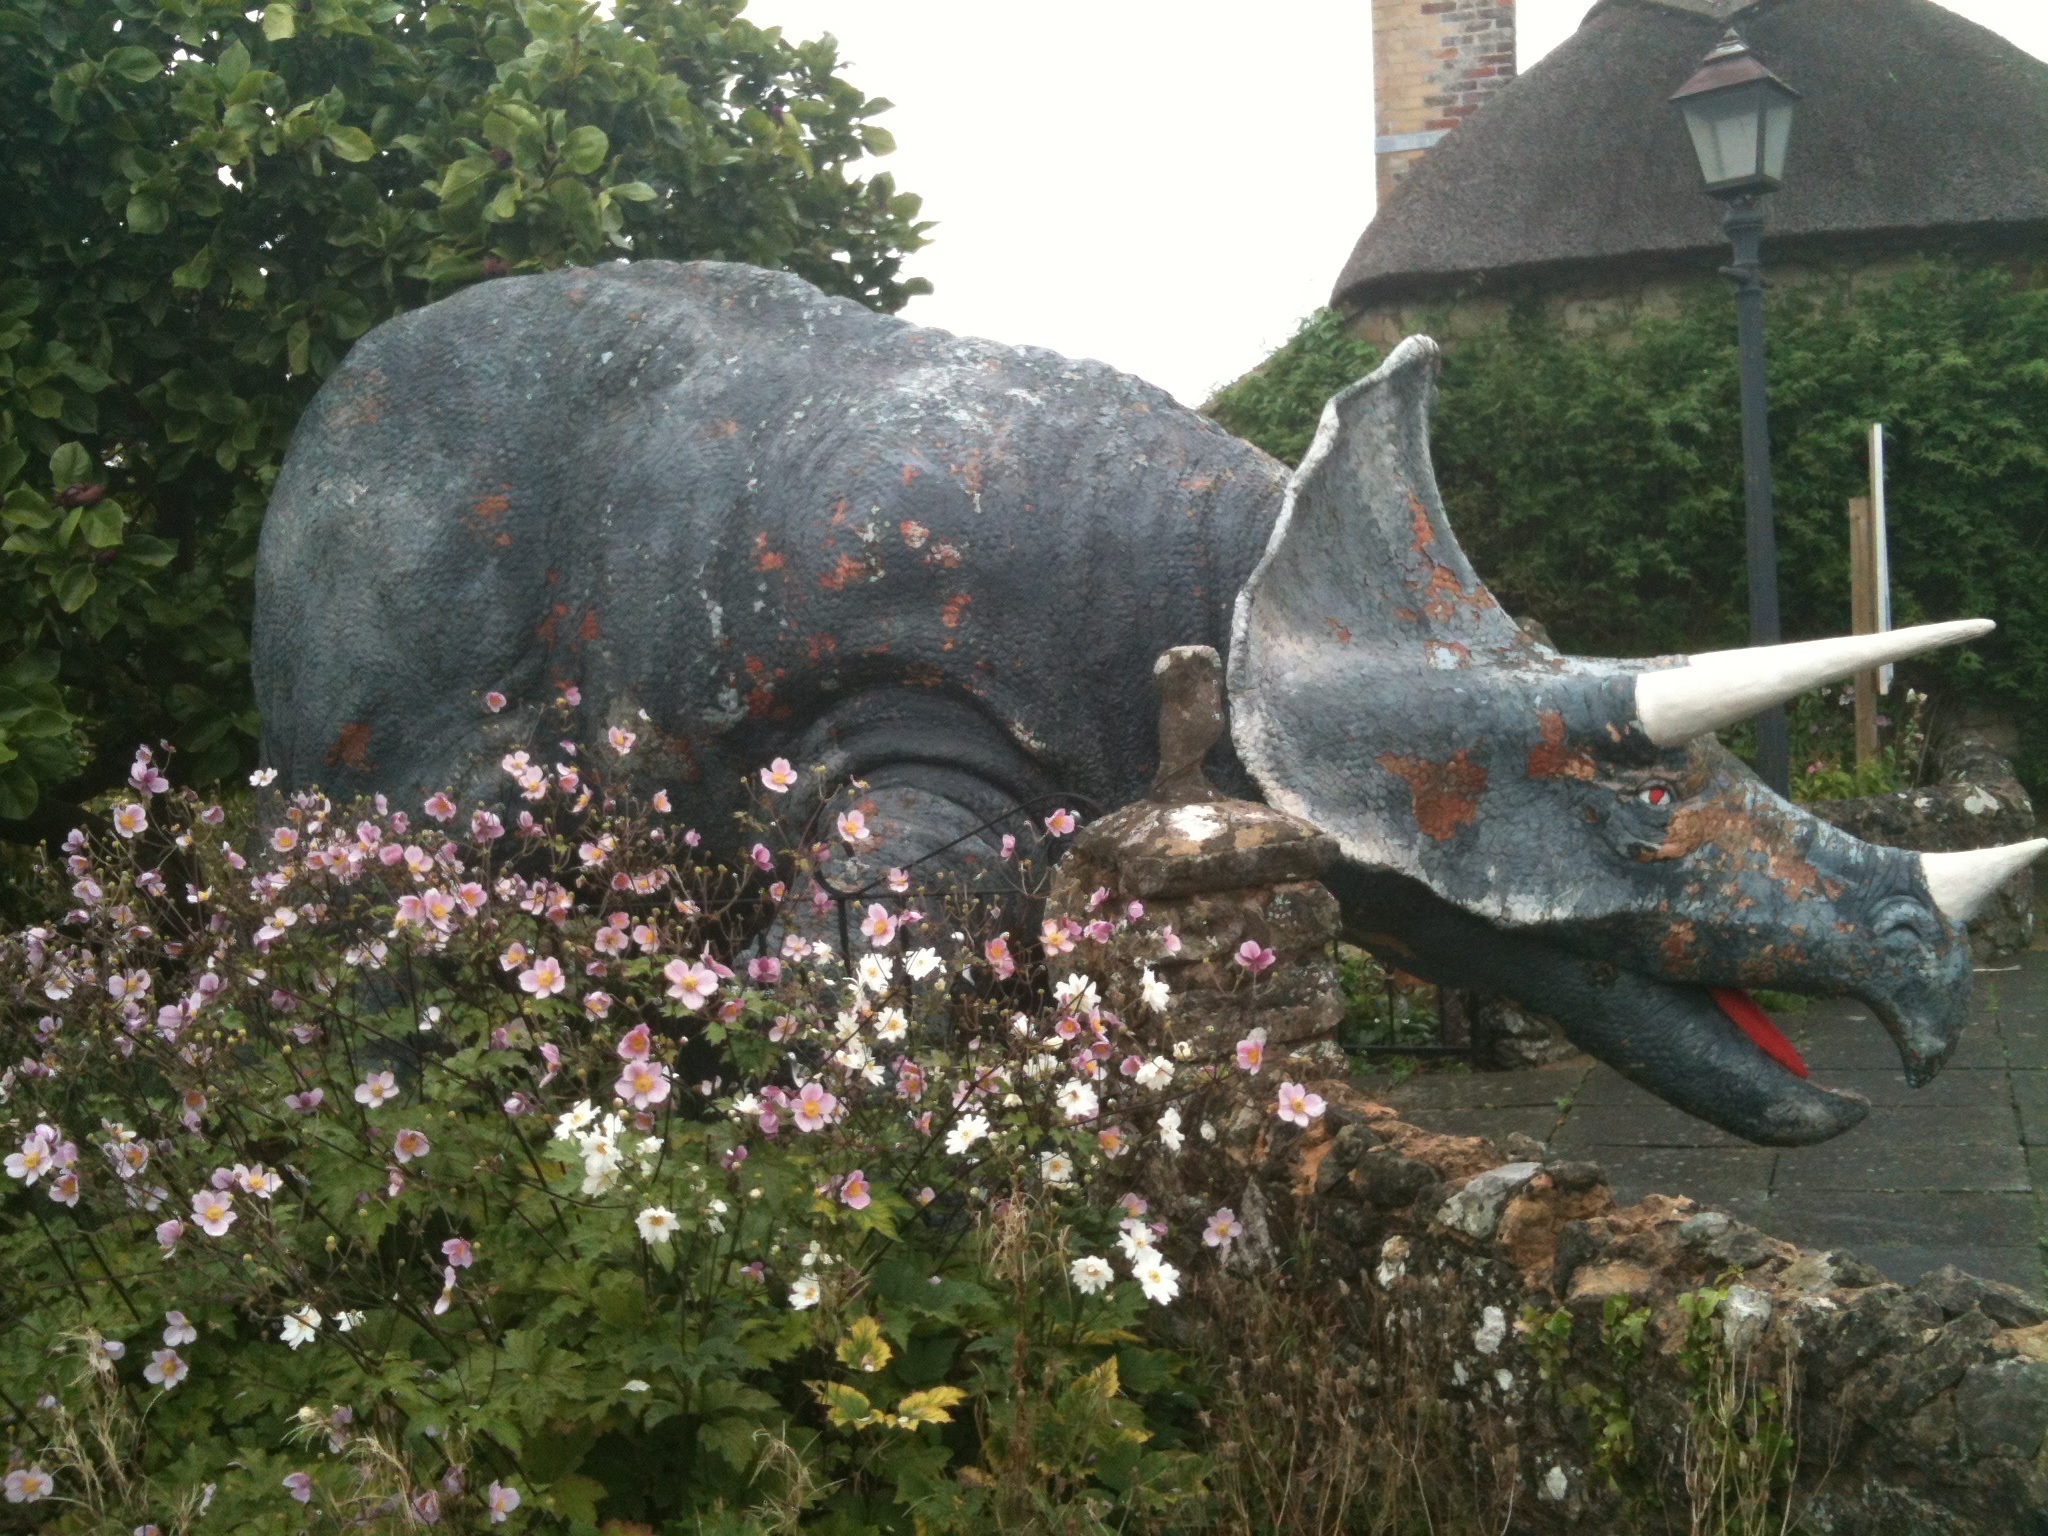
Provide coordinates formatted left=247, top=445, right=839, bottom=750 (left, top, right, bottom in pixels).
left=1712, top=988, right=1808, bottom=1078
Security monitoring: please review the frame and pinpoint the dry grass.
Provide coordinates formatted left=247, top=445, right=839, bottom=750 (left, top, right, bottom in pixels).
left=1187, top=1265, right=1520, bottom=1536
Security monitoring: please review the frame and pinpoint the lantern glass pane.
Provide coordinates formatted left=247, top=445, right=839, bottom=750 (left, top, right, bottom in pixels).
left=1763, top=97, right=1795, bottom=179
left=1681, top=83, right=1765, bottom=188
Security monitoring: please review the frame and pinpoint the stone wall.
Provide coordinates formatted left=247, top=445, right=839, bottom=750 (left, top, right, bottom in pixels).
left=1811, top=733, right=2038, bottom=960
left=1146, top=1078, right=2048, bottom=1534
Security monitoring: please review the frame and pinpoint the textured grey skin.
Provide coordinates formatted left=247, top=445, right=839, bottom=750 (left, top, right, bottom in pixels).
left=256, top=261, right=1975, bottom=1146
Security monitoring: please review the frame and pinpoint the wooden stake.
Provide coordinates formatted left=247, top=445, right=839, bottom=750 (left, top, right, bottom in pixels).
left=1848, top=496, right=1879, bottom=763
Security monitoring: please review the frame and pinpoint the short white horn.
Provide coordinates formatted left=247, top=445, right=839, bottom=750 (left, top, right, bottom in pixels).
left=1633, top=619, right=1995, bottom=746
left=1922, top=840, right=2048, bottom=925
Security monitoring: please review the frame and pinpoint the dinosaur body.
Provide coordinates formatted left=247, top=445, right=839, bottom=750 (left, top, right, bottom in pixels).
left=256, top=259, right=2040, bottom=1146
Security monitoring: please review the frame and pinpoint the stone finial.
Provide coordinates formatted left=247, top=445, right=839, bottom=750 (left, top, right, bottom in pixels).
left=1149, top=645, right=1225, bottom=805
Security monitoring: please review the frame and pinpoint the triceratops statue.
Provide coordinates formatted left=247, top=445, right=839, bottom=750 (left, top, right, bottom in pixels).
left=253, top=261, right=2043, bottom=1147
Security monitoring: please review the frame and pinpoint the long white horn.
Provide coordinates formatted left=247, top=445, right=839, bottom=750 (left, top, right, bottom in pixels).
left=1922, top=840, right=2048, bottom=925
left=1634, top=619, right=1995, bottom=746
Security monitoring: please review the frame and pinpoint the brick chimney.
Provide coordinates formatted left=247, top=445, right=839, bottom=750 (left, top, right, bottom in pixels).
left=1372, top=0, right=1517, bottom=206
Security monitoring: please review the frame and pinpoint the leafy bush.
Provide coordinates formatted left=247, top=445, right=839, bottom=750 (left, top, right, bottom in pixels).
left=0, top=711, right=1247, bottom=1533
left=0, top=0, right=930, bottom=828
left=1209, top=261, right=2048, bottom=792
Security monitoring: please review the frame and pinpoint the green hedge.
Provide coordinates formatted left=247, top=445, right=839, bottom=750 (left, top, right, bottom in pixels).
left=0, top=0, right=929, bottom=831
left=1208, top=261, right=2048, bottom=793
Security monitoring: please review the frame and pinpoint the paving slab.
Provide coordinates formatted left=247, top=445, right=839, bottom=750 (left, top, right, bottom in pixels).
left=1772, top=1137, right=2030, bottom=1193
left=1349, top=946, right=2048, bottom=1295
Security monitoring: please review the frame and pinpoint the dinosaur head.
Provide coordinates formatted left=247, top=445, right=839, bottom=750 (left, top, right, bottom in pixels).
left=1228, top=337, right=2043, bottom=1146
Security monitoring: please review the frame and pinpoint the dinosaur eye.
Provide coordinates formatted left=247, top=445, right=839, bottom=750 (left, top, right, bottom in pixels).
left=1639, top=784, right=1674, bottom=808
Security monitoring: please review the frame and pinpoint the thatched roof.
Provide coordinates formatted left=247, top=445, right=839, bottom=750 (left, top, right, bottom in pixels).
left=1333, top=0, right=2048, bottom=312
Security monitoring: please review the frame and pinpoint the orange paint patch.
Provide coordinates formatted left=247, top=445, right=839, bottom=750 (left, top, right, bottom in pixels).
left=1409, top=494, right=1435, bottom=554
left=325, top=722, right=374, bottom=773
left=899, top=520, right=930, bottom=549
left=471, top=493, right=510, bottom=521
left=577, top=609, right=600, bottom=644
left=1525, top=711, right=1596, bottom=782
left=752, top=532, right=785, bottom=572
left=817, top=554, right=871, bottom=591
left=744, top=684, right=777, bottom=718
left=940, top=594, right=973, bottom=629
left=536, top=603, right=569, bottom=646
left=900, top=463, right=920, bottom=486
left=1324, top=619, right=1352, bottom=644
left=805, top=633, right=838, bottom=663
left=1376, top=750, right=1487, bottom=841
left=924, top=542, right=962, bottom=570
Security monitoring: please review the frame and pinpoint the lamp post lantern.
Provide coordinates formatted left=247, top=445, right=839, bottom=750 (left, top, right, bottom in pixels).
left=1671, top=29, right=1801, bottom=797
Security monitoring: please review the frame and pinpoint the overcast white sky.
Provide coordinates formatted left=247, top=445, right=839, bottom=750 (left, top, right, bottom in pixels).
left=743, top=0, right=2048, bottom=404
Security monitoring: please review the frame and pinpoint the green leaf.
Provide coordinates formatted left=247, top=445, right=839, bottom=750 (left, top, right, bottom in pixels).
left=125, top=193, right=169, bottom=235
left=609, top=180, right=656, bottom=202
left=51, top=565, right=98, bottom=613
left=486, top=184, right=518, bottom=222
left=860, top=125, right=896, bottom=156
left=0, top=763, right=37, bottom=821
left=286, top=320, right=311, bottom=377
left=79, top=501, right=124, bottom=549
left=172, top=247, right=216, bottom=291
left=48, top=443, right=93, bottom=486
left=217, top=39, right=251, bottom=90
left=561, top=125, right=608, bottom=175
left=104, top=46, right=164, bottom=83
left=262, top=2, right=297, bottom=39
left=325, top=126, right=376, bottom=163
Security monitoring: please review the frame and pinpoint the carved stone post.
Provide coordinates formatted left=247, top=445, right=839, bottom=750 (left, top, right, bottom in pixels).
left=1046, top=645, right=1348, bottom=1075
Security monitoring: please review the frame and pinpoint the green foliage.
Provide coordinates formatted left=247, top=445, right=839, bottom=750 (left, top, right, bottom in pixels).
left=1209, top=262, right=2048, bottom=792
left=1205, top=308, right=1379, bottom=467
left=0, top=733, right=1212, bottom=1533
left=0, top=0, right=930, bottom=827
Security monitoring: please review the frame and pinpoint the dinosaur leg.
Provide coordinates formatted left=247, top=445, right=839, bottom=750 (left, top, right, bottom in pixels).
left=765, top=766, right=1052, bottom=964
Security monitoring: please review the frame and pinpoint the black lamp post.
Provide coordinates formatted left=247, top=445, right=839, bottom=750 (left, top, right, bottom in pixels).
left=1671, top=29, right=1801, bottom=796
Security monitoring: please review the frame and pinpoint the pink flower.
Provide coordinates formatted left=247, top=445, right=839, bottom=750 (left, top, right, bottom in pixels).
left=411, top=1489, right=442, bottom=1524
left=840, top=1169, right=871, bottom=1210
left=423, top=793, right=456, bottom=822
left=354, top=1071, right=399, bottom=1109
left=1043, top=808, right=1078, bottom=836
left=111, top=802, right=148, bottom=839
left=615, top=1022, right=652, bottom=1060
left=760, top=757, right=798, bottom=793
left=983, top=933, right=1016, bottom=979
left=1234, top=940, right=1276, bottom=974
left=663, top=959, right=720, bottom=1011
left=1159, top=926, right=1182, bottom=955
left=189, top=1188, right=235, bottom=1237
left=284, top=1087, right=323, bottom=1115
left=155, top=1218, right=184, bottom=1251
left=748, top=956, right=782, bottom=985
left=1235, top=1029, right=1267, bottom=1074
left=1039, top=918, right=1076, bottom=957
left=47, top=1171, right=79, bottom=1207
left=1275, top=1081, right=1326, bottom=1129
left=392, top=1128, right=431, bottom=1164
left=442, top=1236, right=474, bottom=1267
left=750, top=842, right=774, bottom=872
left=1000, top=833, right=1017, bottom=860
left=615, top=1059, right=671, bottom=1110
left=470, top=809, right=504, bottom=841
left=1202, top=1207, right=1244, bottom=1248
left=483, top=691, right=507, bottom=713
left=282, top=1471, right=313, bottom=1504
left=519, top=957, right=567, bottom=997
left=792, top=1081, right=837, bottom=1132
left=582, top=991, right=613, bottom=1019
left=487, top=1482, right=520, bottom=1522
left=859, top=904, right=898, bottom=947
left=270, top=826, right=299, bottom=853
left=144, top=1347, right=188, bottom=1389
left=607, top=725, right=636, bottom=755
left=836, top=809, right=869, bottom=845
